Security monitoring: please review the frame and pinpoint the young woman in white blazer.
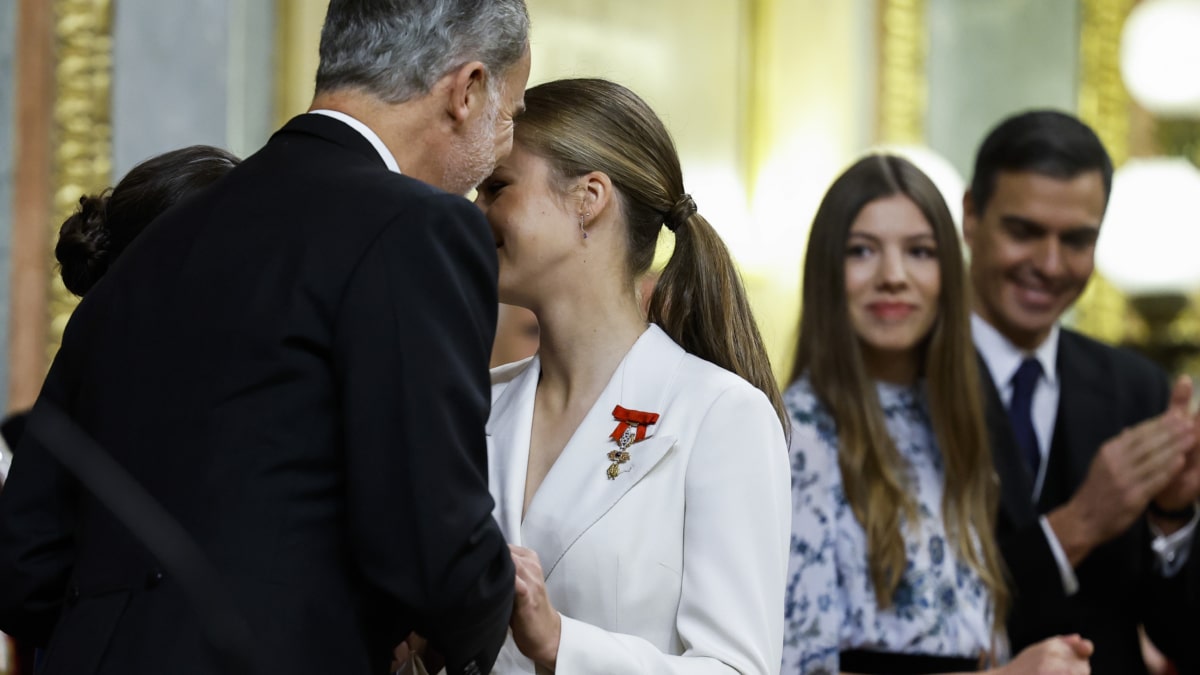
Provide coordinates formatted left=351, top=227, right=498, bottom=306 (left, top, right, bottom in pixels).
left=472, top=78, right=791, bottom=674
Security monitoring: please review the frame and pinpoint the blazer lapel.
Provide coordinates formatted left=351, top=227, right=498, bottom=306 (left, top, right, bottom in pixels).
left=1051, top=331, right=1114, bottom=499
left=521, top=325, right=686, bottom=579
left=486, top=357, right=541, bottom=546
left=977, top=352, right=1038, bottom=527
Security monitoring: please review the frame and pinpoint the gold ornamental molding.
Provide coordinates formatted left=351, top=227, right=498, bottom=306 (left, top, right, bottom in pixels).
left=1071, top=0, right=1136, bottom=345
left=1077, top=0, right=1135, bottom=167
left=744, top=0, right=771, bottom=203
left=877, top=0, right=927, bottom=144
left=47, top=0, right=113, bottom=361
left=274, top=0, right=324, bottom=127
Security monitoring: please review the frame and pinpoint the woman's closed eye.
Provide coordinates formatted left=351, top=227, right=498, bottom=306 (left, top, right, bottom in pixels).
left=482, top=179, right=508, bottom=195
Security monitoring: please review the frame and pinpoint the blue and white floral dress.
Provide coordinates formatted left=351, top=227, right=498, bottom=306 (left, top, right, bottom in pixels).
left=781, top=376, right=994, bottom=674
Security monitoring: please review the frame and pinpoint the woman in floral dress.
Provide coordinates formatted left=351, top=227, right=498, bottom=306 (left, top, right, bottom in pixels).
left=781, top=155, right=1092, bottom=675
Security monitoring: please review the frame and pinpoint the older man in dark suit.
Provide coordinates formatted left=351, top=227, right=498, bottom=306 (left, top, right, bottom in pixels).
left=0, top=2, right=530, bottom=674
left=966, top=110, right=1200, bottom=675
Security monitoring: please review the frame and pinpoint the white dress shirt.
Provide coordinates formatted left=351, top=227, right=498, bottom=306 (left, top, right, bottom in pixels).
left=973, top=314, right=1197, bottom=594
left=0, top=437, right=10, bottom=485
left=308, top=110, right=401, bottom=173
left=973, top=315, right=1060, bottom=500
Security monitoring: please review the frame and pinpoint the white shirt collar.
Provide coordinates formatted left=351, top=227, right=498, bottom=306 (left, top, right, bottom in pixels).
left=308, top=110, right=401, bottom=174
left=972, top=313, right=1060, bottom=388
left=0, top=439, right=10, bottom=485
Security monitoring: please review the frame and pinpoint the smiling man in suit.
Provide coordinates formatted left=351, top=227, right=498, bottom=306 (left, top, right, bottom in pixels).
left=964, top=110, right=1200, bottom=675
left=0, top=2, right=530, bottom=674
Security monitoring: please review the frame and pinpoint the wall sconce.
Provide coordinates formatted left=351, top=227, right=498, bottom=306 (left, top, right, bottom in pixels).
left=1095, top=157, right=1200, bottom=371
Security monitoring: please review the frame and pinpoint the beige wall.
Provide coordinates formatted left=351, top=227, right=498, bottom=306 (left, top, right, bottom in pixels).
left=744, top=0, right=877, bottom=378
left=274, top=0, right=876, bottom=382
left=524, top=0, right=750, bottom=251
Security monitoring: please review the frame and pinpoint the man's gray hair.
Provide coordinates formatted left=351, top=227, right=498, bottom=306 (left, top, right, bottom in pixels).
left=315, top=0, right=529, bottom=104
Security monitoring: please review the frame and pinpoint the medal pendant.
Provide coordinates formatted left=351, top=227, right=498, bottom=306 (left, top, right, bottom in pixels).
left=605, top=406, right=660, bottom=480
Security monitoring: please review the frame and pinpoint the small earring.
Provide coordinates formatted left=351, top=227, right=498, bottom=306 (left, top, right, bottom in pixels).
left=580, top=211, right=591, bottom=239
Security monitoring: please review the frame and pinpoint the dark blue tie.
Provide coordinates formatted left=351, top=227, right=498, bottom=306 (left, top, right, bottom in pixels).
left=1008, top=357, right=1044, bottom=476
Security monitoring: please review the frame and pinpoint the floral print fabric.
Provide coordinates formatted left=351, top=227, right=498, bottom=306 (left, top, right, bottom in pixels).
left=781, top=376, right=993, bottom=674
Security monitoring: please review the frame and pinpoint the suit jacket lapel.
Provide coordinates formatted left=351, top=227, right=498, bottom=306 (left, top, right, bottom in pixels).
left=977, top=351, right=1039, bottom=527
left=486, top=358, right=540, bottom=546
left=521, top=326, right=686, bottom=579
left=1050, top=331, right=1114, bottom=501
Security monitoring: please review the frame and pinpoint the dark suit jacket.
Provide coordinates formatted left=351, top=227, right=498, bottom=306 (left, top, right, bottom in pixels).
left=982, top=328, right=1199, bottom=675
left=0, top=114, right=514, bottom=675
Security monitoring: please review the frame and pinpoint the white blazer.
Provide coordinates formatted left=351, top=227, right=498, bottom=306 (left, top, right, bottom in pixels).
left=487, top=325, right=790, bottom=674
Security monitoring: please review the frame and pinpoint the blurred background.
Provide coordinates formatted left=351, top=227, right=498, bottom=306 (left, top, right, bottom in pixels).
left=1, top=0, right=1198, bottom=418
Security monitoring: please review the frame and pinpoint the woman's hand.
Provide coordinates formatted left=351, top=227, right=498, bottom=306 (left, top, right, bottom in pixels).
left=998, top=635, right=1093, bottom=675
left=509, top=544, right=562, bottom=669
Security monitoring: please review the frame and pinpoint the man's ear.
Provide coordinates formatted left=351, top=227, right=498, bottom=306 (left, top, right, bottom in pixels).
left=443, top=60, right=488, bottom=127
left=961, top=189, right=978, bottom=247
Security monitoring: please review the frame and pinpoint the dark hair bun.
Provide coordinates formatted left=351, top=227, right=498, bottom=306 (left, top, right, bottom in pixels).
left=56, top=193, right=113, bottom=296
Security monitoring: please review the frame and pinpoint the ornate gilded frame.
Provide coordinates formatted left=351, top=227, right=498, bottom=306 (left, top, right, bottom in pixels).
left=47, top=0, right=113, bottom=360
left=1070, top=0, right=1137, bottom=345
left=877, top=0, right=926, bottom=145
left=873, top=0, right=1139, bottom=346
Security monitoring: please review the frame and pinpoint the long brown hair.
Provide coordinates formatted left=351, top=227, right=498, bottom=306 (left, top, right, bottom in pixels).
left=789, top=154, right=1008, bottom=623
left=515, top=78, right=786, bottom=429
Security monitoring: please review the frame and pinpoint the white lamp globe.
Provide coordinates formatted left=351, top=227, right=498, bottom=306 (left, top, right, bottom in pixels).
left=1096, top=157, right=1200, bottom=294
left=1120, top=0, right=1200, bottom=116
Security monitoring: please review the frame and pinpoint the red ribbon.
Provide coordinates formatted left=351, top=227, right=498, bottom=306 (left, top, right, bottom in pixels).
left=610, top=405, right=660, bottom=445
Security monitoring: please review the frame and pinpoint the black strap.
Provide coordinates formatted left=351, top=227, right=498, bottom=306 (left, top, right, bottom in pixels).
left=28, top=399, right=257, bottom=675
left=840, top=649, right=981, bottom=674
